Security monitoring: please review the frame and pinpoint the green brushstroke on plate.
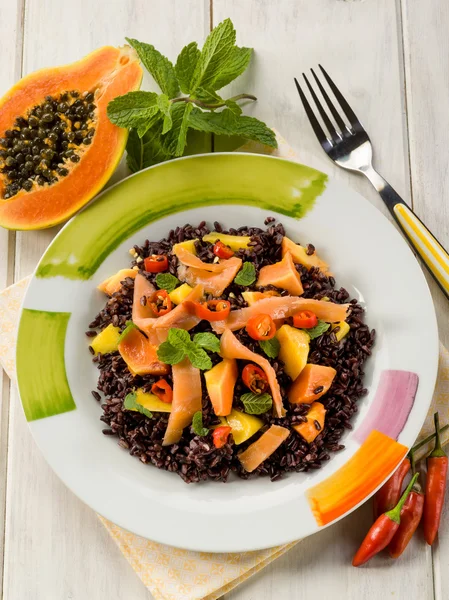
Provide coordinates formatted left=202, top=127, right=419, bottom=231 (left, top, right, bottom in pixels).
left=36, top=154, right=327, bottom=280
left=17, top=309, right=75, bottom=421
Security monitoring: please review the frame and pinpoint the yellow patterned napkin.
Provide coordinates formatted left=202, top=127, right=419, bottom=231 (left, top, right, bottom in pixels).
left=1, top=134, right=449, bottom=600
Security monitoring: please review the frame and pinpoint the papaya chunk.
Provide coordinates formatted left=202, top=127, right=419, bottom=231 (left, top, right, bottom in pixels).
left=0, top=46, right=143, bottom=230
left=288, top=363, right=336, bottom=404
left=118, top=324, right=169, bottom=376
left=238, top=425, right=290, bottom=473
left=98, top=268, right=136, bottom=296
left=293, top=402, right=326, bottom=443
left=256, top=252, right=303, bottom=295
left=281, top=236, right=330, bottom=275
left=241, top=290, right=279, bottom=306
left=204, top=358, right=238, bottom=416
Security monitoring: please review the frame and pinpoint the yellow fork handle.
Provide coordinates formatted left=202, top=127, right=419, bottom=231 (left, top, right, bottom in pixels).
left=393, top=203, right=449, bottom=298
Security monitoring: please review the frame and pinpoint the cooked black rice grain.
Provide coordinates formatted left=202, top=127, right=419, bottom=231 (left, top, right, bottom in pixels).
left=88, top=219, right=374, bottom=483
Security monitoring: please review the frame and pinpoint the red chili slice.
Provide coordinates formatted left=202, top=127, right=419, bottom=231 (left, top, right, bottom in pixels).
left=242, top=364, right=269, bottom=394
left=246, top=313, right=276, bottom=340
left=293, top=310, right=318, bottom=329
left=149, top=289, right=172, bottom=316
left=190, top=299, right=231, bottom=322
left=151, top=379, right=173, bottom=403
left=213, top=241, right=234, bottom=259
left=212, top=426, right=232, bottom=448
left=144, top=254, right=169, bottom=273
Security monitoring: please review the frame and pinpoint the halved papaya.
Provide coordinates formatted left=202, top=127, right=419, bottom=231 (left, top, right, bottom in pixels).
left=0, top=46, right=142, bottom=230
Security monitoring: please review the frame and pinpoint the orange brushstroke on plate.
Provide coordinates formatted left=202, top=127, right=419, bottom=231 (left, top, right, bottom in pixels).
left=307, top=430, right=408, bottom=526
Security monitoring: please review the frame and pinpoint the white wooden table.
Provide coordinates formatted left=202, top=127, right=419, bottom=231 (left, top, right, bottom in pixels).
left=1, top=1, right=449, bottom=598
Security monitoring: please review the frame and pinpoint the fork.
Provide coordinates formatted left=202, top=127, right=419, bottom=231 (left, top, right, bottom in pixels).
left=295, top=66, right=449, bottom=301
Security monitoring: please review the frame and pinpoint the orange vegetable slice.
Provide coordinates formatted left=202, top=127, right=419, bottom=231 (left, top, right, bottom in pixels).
left=163, top=358, right=202, bottom=445
left=204, top=358, right=238, bottom=416
left=238, top=424, right=290, bottom=472
left=118, top=324, right=169, bottom=376
left=288, top=364, right=336, bottom=404
left=282, top=236, right=331, bottom=274
left=98, top=268, right=136, bottom=296
left=152, top=284, right=203, bottom=334
left=256, top=252, right=303, bottom=295
left=293, top=402, right=326, bottom=443
left=178, top=257, right=242, bottom=297
left=173, top=245, right=230, bottom=272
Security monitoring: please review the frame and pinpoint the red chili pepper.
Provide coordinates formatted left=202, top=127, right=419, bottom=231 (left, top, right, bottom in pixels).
left=293, top=310, right=318, bottom=329
left=242, top=364, right=269, bottom=394
left=151, top=379, right=173, bottom=403
left=352, top=472, right=419, bottom=567
left=190, top=299, right=231, bottom=322
left=144, top=254, right=169, bottom=273
left=246, top=314, right=276, bottom=340
left=373, top=457, right=411, bottom=519
left=423, top=412, right=448, bottom=545
left=149, top=289, right=172, bottom=316
left=212, top=426, right=232, bottom=448
left=213, top=241, right=234, bottom=259
left=388, top=451, right=424, bottom=558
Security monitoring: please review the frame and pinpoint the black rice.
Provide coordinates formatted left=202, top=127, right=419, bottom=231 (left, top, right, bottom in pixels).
left=88, top=219, right=375, bottom=483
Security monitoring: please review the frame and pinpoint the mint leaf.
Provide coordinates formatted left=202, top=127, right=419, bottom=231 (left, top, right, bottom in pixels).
left=241, top=392, right=272, bottom=415
left=192, top=411, right=210, bottom=436
left=167, top=328, right=191, bottom=349
left=193, top=332, right=221, bottom=353
left=186, top=342, right=212, bottom=370
left=126, top=126, right=171, bottom=173
left=175, top=42, right=201, bottom=94
left=124, top=392, right=153, bottom=419
left=107, top=91, right=159, bottom=129
left=224, top=98, right=242, bottom=116
left=126, top=38, right=179, bottom=97
left=212, top=46, right=253, bottom=90
left=157, top=341, right=185, bottom=365
left=190, top=18, right=236, bottom=92
left=156, top=272, right=180, bottom=292
left=188, top=108, right=277, bottom=147
left=195, top=88, right=224, bottom=104
left=305, top=320, right=331, bottom=340
left=259, top=337, right=280, bottom=359
left=157, top=94, right=173, bottom=134
left=234, top=262, right=256, bottom=286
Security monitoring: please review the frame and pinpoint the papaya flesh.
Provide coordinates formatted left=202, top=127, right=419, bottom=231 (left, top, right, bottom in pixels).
left=288, top=363, right=336, bottom=404
left=0, top=46, right=142, bottom=230
left=204, top=358, right=238, bottom=416
left=293, top=402, right=326, bottom=443
left=118, top=325, right=169, bottom=376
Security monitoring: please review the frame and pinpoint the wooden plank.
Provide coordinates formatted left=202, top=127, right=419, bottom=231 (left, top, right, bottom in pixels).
left=4, top=1, right=209, bottom=599
left=0, top=0, right=25, bottom=594
left=212, top=0, right=433, bottom=598
left=401, top=2, right=449, bottom=599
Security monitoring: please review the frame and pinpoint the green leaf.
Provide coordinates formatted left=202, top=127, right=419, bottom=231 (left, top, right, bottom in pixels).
left=193, top=332, right=221, bottom=353
left=118, top=321, right=138, bottom=343
left=163, top=102, right=193, bottom=157
left=234, top=261, right=256, bottom=286
left=188, top=108, right=277, bottom=147
left=305, top=320, right=331, bottom=340
left=240, top=392, right=273, bottom=415
left=126, top=125, right=172, bottom=173
left=167, top=328, right=191, bottom=349
left=190, top=18, right=236, bottom=92
left=123, top=392, right=153, bottom=419
left=175, top=42, right=201, bottom=94
left=195, top=87, right=224, bottom=104
left=224, top=98, right=242, bottom=116
left=155, top=272, right=180, bottom=292
left=107, top=91, right=159, bottom=129
left=212, top=46, right=253, bottom=90
left=259, top=337, right=280, bottom=359
left=157, top=94, right=173, bottom=134
left=191, top=411, right=210, bottom=436
left=157, top=341, right=186, bottom=365
left=136, top=110, right=163, bottom=139
left=126, top=37, right=179, bottom=97
left=186, top=342, right=212, bottom=370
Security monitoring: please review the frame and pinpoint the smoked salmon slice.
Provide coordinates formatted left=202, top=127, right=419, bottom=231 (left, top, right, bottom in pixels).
left=219, top=329, right=286, bottom=418
left=212, top=296, right=350, bottom=333
left=238, top=424, right=290, bottom=472
left=153, top=284, right=203, bottom=333
left=162, top=358, right=202, bottom=446
left=173, top=245, right=231, bottom=272
left=178, top=257, right=242, bottom=297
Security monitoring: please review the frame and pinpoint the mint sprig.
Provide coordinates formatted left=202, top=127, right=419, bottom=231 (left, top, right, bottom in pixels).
left=259, top=337, right=280, bottom=359
left=234, top=262, right=256, bottom=286
left=192, top=411, right=210, bottom=436
left=155, top=272, right=180, bottom=293
left=157, top=328, right=216, bottom=370
left=305, top=320, right=331, bottom=340
left=241, top=392, right=273, bottom=415
left=108, top=18, right=277, bottom=173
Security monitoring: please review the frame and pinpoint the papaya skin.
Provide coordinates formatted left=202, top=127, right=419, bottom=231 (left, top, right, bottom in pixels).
left=0, top=46, right=142, bottom=230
